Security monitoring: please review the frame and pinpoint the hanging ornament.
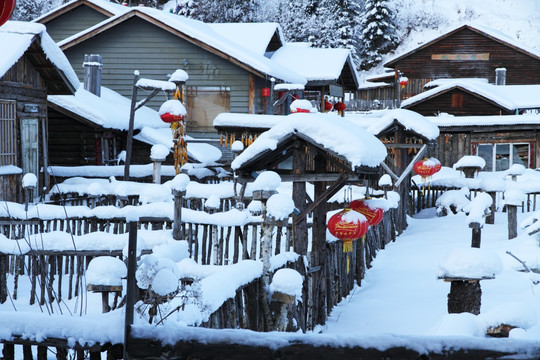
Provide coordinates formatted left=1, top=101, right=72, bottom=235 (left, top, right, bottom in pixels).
left=399, top=76, right=408, bottom=89
left=0, top=0, right=15, bottom=26
left=349, top=199, right=384, bottom=226
left=328, top=209, right=368, bottom=273
left=333, top=101, right=346, bottom=116
left=414, top=157, right=442, bottom=194
left=324, top=100, right=333, bottom=113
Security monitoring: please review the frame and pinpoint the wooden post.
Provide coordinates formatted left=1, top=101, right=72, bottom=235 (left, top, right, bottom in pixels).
left=123, top=72, right=139, bottom=181
left=447, top=279, right=482, bottom=315
left=292, top=141, right=308, bottom=255
left=123, top=220, right=138, bottom=360
left=172, top=190, right=185, bottom=241
left=470, top=222, right=482, bottom=248
left=485, top=191, right=496, bottom=224
left=152, top=159, right=162, bottom=184
left=507, top=204, right=518, bottom=239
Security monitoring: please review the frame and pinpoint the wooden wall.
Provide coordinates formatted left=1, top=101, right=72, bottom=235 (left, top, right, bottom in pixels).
left=42, top=5, right=110, bottom=43
left=63, top=17, right=253, bottom=133
left=406, top=88, right=513, bottom=116
left=394, top=28, right=540, bottom=97
left=435, top=127, right=540, bottom=169
left=0, top=54, right=48, bottom=201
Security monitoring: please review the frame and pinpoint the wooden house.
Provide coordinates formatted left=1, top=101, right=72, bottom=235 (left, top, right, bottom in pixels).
left=33, top=0, right=129, bottom=42
left=401, top=79, right=540, bottom=116
left=55, top=7, right=306, bottom=136
left=429, top=114, right=540, bottom=171
left=385, top=24, right=540, bottom=101
left=0, top=22, right=79, bottom=202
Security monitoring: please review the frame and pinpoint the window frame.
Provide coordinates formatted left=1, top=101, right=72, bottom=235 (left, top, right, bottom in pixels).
left=0, top=100, right=17, bottom=167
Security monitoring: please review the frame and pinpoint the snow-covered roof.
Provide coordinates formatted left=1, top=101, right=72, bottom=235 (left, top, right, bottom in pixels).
left=232, top=113, right=387, bottom=170
left=401, top=80, right=540, bottom=111
left=366, top=109, right=440, bottom=140
left=48, top=84, right=168, bottom=131
left=0, top=21, right=79, bottom=92
left=58, top=8, right=306, bottom=85
left=208, top=22, right=283, bottom=56
left=385, top=24, right=540, bottom=67
left=271, top=43, right=356, bottom=84
left=213, top=113, right=286, bottom=129
left=428, top=113, right=540, bottom=127
left=48, top=84, right=222, bottom=164
left=33, top=0, right=129, bottom=23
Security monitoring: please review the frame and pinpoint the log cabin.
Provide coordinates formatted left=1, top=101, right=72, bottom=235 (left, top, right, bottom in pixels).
left=0, top=22, right=79, bottom=202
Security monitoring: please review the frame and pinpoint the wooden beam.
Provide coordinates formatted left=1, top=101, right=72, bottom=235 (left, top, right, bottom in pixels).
left=379, top=162, right=399, bottom=181
left=293, top=173, right=347, bottom=225
left=385, top=143, right=424, bottom=149
left=394, top=144, right=426, bottom=188
left=238, top=173, right=364, bottom=183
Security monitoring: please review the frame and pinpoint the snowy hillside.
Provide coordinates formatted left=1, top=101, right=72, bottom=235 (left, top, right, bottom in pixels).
left=380, top=0, right=540, bottom=73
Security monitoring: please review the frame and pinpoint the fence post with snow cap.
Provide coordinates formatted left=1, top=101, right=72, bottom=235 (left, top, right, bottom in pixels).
left=504, top=188, right=526, bottom=239
left=171, top=174, right=190, bottom=241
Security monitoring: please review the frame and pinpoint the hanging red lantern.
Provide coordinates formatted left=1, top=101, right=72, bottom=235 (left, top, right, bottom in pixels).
left=333, top=102, right=346, bottom=112
left=414, top=158, right=441, bottom=181
left=399, top=76, right=408, bottom=88
left=328, top=209, right=368, bottom=252
left=324, top=100, right=333, bottom=112
left=159, top=99, right=186, bottom=123
left=349, top=199, right=384, bottom=226
left=261, top=88, right=270, bottom=97
left=0, top=0, right=16, bottom=27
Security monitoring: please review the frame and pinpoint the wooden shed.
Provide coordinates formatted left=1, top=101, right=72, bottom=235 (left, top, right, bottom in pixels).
left=232, top=112, right=388, bottom=328
left=0, top=22, right=79, bottom=202
left=384, top=24, right=540, bottom=102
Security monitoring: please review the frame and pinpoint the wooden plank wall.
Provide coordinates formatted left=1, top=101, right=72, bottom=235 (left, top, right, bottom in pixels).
left=42, top=5, right=110, bottom=43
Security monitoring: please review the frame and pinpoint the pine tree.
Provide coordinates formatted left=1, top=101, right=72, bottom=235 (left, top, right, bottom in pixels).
left=11, top=0, right=63, bottom=21
left=359, top=0, right=399, bottom=70
left=178, top=0, right=256, bottom=22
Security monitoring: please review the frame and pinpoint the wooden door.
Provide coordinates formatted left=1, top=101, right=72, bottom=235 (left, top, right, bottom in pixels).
left=20, top=118, right=39, bottom=197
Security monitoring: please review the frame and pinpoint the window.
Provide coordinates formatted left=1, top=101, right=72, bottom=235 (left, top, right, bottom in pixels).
left=185, top=86, right=230, bottom=131
left=476, top=143, right=530, bottom=171
left=451, top=93, right=463, bottom=108
left=0, top=100, right=16, bottom=166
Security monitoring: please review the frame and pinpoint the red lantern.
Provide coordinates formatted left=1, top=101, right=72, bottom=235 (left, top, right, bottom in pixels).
left=333, top=102, right=346, bottom=112
left=324, top=100, right=333, bottom=112
left=414, top=158, right=441, bottom=181
left=160, top=112, right=185, bottom=123
left=399, top=76, right=408, bottom=88
left=261, top=88, right=270, bottom=97
left=349, top=199, right=383, bottom=226
left=328, top=209, right=368, bottom=253
left=0, top=0, right=16, bottom=27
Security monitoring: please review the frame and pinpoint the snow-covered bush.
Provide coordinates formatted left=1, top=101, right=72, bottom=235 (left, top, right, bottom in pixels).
left=435, top=187, right=471, bottom=216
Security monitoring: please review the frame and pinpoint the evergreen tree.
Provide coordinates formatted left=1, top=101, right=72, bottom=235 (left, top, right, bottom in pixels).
left=359, top=0, right=399, bottom=70
left=178, top=0, right=256, bottom=22
left=11, top=0, right=63, bottom=21
left=278, top=0, right=312, bottom=43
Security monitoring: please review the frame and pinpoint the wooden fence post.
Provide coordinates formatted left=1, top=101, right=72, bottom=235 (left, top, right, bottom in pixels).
left=172, top=190, right=186, bottom=241
left=123, top=220, right=138, bottom=360
left=507, top=204, right=518, bottom=239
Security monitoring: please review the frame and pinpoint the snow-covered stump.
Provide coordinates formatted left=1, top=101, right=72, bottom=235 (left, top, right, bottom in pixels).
left=22, top=173, right=37, bottom=212
left=270, top=268, right=303, bottom=332
left=86, top=257, right=126, bottom=313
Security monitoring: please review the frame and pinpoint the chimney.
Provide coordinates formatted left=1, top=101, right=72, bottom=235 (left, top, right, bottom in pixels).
left=83, top=54, right=102, bottom=96
left=495, top=68, right=506, bottom=86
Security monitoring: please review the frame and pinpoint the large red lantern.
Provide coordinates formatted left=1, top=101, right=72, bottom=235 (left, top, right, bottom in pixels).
left=349, top=199, right=383, bottom=226
left=0, top=0, right=16, bottom=27
left=261, top=87, right=270, bottom=97
left=159, top=99, right=186, bottom=123
left=324, top=100, right=333, bottom=112
left=328, top=209, right=368, bottom=252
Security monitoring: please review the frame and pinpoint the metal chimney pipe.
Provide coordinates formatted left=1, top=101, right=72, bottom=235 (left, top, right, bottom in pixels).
left=83, top=54, right=102, bottom=96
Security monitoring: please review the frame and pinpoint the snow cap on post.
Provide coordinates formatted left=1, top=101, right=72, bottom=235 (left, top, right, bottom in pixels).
left=22, top=173, right=37, bottom=189
left=437, top=248, right=502, bottom=279
left=252, top=171, right=281, bottom=191
left=480, top=176, right=506, bottom=192
left=170, top=173, right=190, bottom=192
left=503, top=188, right=526, bottom=206
left=86, top=256, right=127, bottom=286
left=270, top=268, right=303, bottom=303
left=453, top=155, right=486, bottom=170
left=267, top=193, right=295, bottom=220
left=150, top=144, right=170, bottom=162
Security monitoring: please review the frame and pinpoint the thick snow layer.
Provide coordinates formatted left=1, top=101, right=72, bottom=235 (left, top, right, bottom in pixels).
left=204, top=194, right=221, bottom=210
left=267, top=193, right=295, bottom=221
left=401, top=80, right=540, bottom=110
left=437, top=248, right=503, bottom=279
left=22, top=173, right=37, bottom=188
left=159, top=99, right=187, bottom=116
left=503, top=188, right=526, bottom=206
left=231, top=140, right=244, bottom=152
left=232, top=113, right=387, bottom=170
left=453, top=156, right=486, bottom=170
left=86, top=256, right=127, bottom=286
left=367, top=109, right=439, bottom=140
left=271, top=43, right=355, bottom=82
left=0, top=21, right=79, bottom=91
left=252, top=171, right=281, bottom=191
left=464, top=192, right=493, bottom=225
left=170, top=174, right=190, bottom=192
left=378, top=174, right=392, bottom=187
left=150, top=144, right=170, bottom=161
left=214, top=112, right=286, bottom=129
left=435, top=187, right=471, bottom=214
left=209, top=22, right=282, bottom=56
left=270, top=268, right=303, bottom=300
left=429, top=113, right=540, bottom=127
left=0, top=165, right=22, bottom=175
